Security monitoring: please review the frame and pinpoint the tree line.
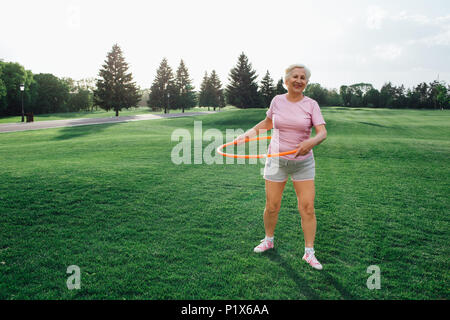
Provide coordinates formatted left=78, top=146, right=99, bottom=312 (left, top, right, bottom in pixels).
left=0, top=45, right=448, bottom=118
left=0, top=60, right=97, bottom=117
left=306, top=81, right=449, bottom=110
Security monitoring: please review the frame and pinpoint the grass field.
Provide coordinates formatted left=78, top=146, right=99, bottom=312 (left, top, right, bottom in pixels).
left=0, top=105, right=231, bottom=124
left=0, top=106, right=449, bottom=300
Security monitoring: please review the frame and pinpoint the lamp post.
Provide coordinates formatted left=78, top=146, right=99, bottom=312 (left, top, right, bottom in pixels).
left=167, top=91, right=170, bottom=114
left=20, top=84, right=25, bottom=122
left=164, top=83, right=170, bottom=114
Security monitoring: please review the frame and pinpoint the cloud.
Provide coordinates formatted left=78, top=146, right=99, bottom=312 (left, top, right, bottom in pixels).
left=373, top=44, right=403, bottom=61
left=406, top=27, right=450, bottom=47
left=391, top=11, right=432, bottom=25
left=367, top=8, right=450, bottom=48
left=366, top=5, right=388, bottom=30
left=402, top=14, right=450, bottom=47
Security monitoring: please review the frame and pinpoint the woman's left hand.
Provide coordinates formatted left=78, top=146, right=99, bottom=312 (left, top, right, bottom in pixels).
left=295, top=140, right=314, bottom=157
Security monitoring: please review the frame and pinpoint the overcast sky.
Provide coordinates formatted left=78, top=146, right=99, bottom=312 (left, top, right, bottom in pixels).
left=1, top=0, right=449, bottom=91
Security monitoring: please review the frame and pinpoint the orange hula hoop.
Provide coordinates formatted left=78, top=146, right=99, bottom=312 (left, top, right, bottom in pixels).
left=216, top=136, right=297, bottom=159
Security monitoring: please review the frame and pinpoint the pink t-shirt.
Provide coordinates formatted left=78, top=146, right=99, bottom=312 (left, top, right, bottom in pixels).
left=266, top=94, right=326, bottom=161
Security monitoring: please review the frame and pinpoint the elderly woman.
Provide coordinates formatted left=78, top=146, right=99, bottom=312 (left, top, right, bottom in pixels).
left=234, top=64, right=327, bottom=270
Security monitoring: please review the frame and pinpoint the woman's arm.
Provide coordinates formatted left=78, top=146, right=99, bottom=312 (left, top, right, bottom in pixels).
left=294, top=124, right=327, bottom=157
left=234, top=117, right=273, bottom=144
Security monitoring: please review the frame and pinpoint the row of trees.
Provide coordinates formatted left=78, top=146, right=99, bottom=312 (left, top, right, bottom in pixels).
left=1, top=46, right=448, bottom=117
left=263, top=80, right=449, bottom=110
left=149, top=51, right=448, bottom=112
left=146, top=52, right=288, bottom=113
left=222, top=53, right=448, bottom=110
left=0, top=60, right=96, bottom=117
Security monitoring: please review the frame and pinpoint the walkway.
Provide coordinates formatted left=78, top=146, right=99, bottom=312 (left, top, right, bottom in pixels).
left=0, top=111, right=216, bottom=133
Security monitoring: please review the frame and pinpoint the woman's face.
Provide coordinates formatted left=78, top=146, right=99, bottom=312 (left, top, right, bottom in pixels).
left=285, top=68, right=308, bottom=94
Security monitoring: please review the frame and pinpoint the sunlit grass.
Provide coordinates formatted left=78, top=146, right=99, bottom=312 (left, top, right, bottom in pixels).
left=0, top=107, right=448, bottom=299
left=0, top=105, right=237, bottom=124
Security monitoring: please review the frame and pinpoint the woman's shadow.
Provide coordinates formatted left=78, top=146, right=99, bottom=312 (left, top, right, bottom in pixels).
left=265, top=249, right=356, bottom=300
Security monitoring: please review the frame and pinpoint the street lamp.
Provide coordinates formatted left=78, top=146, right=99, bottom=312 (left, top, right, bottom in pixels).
left=164, top=83, right=170, bottom=114
left=167, top=91, right=170, bottom=114
left=20, top=84, right=25, bottom=122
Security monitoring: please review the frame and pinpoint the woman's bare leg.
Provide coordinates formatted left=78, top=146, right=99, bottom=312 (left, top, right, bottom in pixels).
left=263, top=179, right=287, bottom=237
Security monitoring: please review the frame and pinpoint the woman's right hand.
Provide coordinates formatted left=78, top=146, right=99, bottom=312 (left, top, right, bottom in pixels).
left=233, top=134, right=248, bottom=145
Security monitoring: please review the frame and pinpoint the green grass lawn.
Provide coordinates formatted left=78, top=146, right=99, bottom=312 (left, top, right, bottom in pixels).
left=0, top=106, right=233, bottom=123
left=0, top=106, right=448, bottom=299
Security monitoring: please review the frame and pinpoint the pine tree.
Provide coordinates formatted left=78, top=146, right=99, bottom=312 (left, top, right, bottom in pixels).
left=94, top=44, right=141, bottom=116
left=276, top=77, right=287, bottom=95
left=208, top=70, right=225, bottom=111
left=174, top=59, right=197, bottom=113
left=259, top=70, right=276, bottom=107
left=198, top=71, right=209, bottom=108
left=147, top=58, right=175, bottom=113
left=226, top=52, right=262, bottom=108
left=198, top=71, right=225, bottom=111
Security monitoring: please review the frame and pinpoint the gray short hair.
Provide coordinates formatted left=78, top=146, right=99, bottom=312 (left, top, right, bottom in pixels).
left=285, top=64, right=311, bottom=82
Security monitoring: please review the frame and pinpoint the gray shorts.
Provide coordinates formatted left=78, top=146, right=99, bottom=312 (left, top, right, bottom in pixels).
left=263, top=155, right=315, bottom=182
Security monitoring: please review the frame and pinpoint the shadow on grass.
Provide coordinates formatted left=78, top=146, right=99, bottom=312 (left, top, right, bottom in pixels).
left=36, top=108, right=154, bottom=120
left=266, top=249, right=357, bottom=299
left=52, top=123, right=120, bottom=140
left=265, top=249, right=321, bottom=299
left=319, top=271, right=357, bottom=300
left=37, top=112, right=105, bottom=119
left=359, top=121, right=390, bottom=128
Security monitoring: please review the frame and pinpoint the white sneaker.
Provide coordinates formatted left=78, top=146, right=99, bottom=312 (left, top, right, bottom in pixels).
left=302, top=252, right=323, bottom=270
left=253, top=239, right=274, bottom=253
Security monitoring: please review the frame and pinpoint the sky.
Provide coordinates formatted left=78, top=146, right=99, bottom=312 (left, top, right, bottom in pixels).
left=1, top=0, right=449, bottom=91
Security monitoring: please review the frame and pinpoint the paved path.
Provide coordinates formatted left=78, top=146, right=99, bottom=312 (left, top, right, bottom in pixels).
left=0, top=112, right=216, bottom=133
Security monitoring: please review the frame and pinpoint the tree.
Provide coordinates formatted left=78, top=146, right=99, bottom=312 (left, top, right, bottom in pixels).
left=364, top=88, right=380, bottom=108
left=275, top=77, right=287, bottom=95
left=174, top=59, right=197, bottom=113
left=33, top=73, right=70, bottom=114
left=0, top=63, right=7, bottom=115
left=324, top=88, right=342, bottom=106
left=379, top=82, right=395, bottom=108
left=0, top=61, right=36, bottom=116
left=137, top=88, right=150, bottom=108
left=340, top=85, right=352, bottom=107
left=414, top=82, right=429, bottom=108
left=198, top=72, right=209, bottom=108
left=94, top=44, right=141, bottom=116
left=147, top=58, right=176, bottom=113
left=340, top=83, right=374, bottom=108
left=198, top=70, right=225, bottom=111
left=349, top=84, right=363, bottom=107
left=208, top=70, right=225, bottom=111
left=435, top=83, right=449, bottom=110
left=259, top=70, right=276, bottom=107
left=392, top=84, right=407, bottom=108
left=226, top=52, right=262, bottom=108
left=406, top=87, right=420, bottom=109
left=427, top=80, right=449, bottom=110
left=304, top=83, right=327, bottom=105
left=67, top=88, right=93, bottom=112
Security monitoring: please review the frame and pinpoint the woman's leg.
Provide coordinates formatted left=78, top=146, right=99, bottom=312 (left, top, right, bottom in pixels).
left=292, top=179, right=316, bottom=248
left=263, top=179, right=287, bottom=237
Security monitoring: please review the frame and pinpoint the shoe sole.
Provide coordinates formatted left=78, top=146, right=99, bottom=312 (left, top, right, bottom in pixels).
left=254, top=247, right=274, bottom=253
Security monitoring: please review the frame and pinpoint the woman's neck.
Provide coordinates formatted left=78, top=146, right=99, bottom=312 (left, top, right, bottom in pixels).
left=286, top=92, right=304, bottom=102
